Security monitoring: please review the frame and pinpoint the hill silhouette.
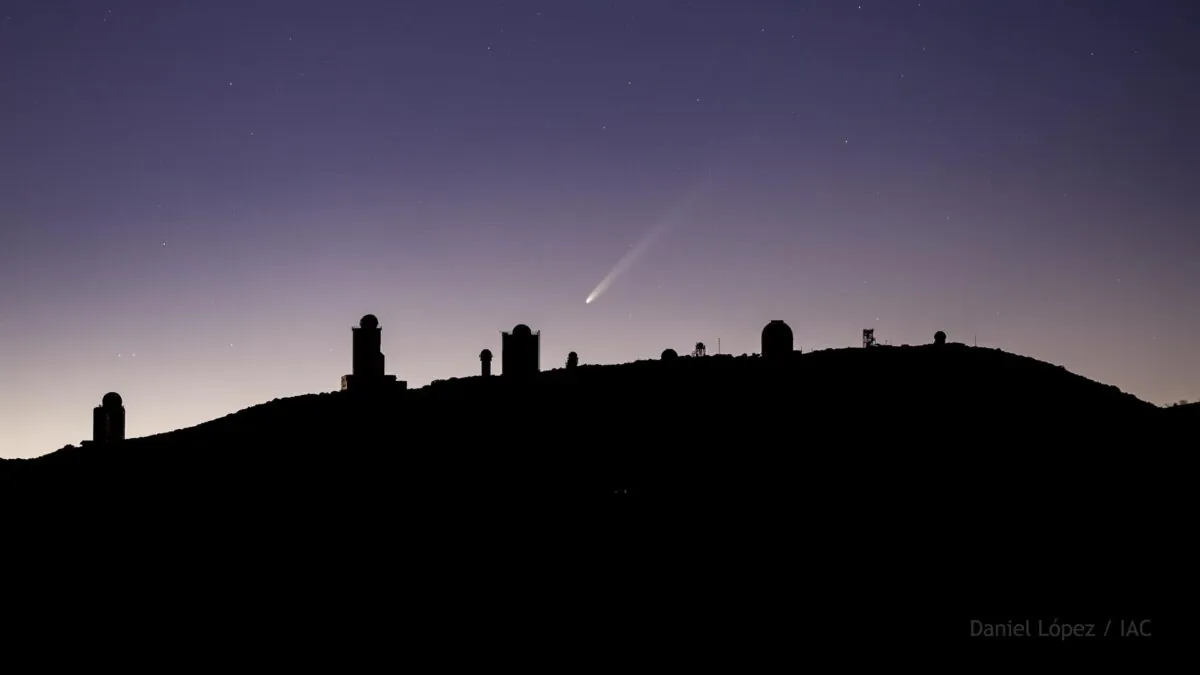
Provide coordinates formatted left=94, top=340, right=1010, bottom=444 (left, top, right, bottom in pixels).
left=2, top=343, right=1187, bottom=658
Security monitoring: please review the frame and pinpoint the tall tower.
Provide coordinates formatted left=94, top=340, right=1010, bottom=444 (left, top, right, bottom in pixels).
left=501, top=323, right=540, bottom=377
left=91, top=392, right=126, bottom=445
left=761, top=320, right=794, bottom=361
left=480, top=348, right=493, bottom=377
left=353, top=314, right=384, bottom=378
left=341, top=314, right=404, bottom=392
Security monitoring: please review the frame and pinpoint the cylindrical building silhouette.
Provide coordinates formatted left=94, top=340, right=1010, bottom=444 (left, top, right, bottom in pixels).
left=761, top=320, right=794, bottom=360
left=92, top=392, right=126, bottom=444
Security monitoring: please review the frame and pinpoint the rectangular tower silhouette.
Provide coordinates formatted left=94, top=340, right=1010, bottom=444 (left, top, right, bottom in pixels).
left=341, top=314, right=405, bottom=392
left=501, top=324, right=540, bottom=377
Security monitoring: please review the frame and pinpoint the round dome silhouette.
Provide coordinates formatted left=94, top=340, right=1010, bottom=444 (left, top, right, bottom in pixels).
left=762, top=319, right=793, bottom=342
left=934, top=330, right=947, bottom=345
left=512, top=324, right=532, bottom=337
left=761, top=319, right=794, bottom=358
left=102, top=392, right=123, bottom=408
left=661, top=348, right=678, bottom=360
left=479, top=348, right=493, bottom=360
left=360, top=314, right=380, bottom=329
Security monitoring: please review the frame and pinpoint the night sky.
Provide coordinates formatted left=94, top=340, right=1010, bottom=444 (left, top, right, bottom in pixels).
left=2, top=1, right=1198, bottom=457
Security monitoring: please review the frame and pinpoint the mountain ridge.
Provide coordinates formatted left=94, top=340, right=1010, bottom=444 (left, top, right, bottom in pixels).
left=1, top=342, right=1187, bottom=656
left=2, top=342, right=1172, bottom=466
left=2, top=342, right=1179, bottom=466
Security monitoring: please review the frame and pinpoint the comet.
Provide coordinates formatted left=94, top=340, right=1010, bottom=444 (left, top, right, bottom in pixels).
left=585, top=219, right=668, bottom=304
left=584, top=181, right=709, bottom=305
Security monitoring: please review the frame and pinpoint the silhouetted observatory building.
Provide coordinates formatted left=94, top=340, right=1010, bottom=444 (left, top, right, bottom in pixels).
left=341, top=314, right=407, bottom=392
left=761, top=320, right=794, bottom=360
left=501, top=323, right=540, bottom=377
left=83, top=392, right=125, bottom=446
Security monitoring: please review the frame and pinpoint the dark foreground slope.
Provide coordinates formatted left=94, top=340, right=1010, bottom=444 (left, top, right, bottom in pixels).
left=2, top=345, right=1190, bottom=660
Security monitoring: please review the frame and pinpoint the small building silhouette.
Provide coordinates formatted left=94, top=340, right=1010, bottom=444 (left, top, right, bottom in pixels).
left=761, top=320, right=794, bottom=360
left=501, top=323, right=540, bottom=377
left=863, top=328, right=877, bottom=348
left=90, top=392, right=126, bottom=445
left=341, top=314, right=406, bottom=392
left=934, top=330, right=947, bottom=346
left=661, top=348, right=678, bottom=360
left=479, top=349, right=493, bottom=377
left=566, top=351, right=579, bottom=369
left=693, top=342, right=706, bottom=357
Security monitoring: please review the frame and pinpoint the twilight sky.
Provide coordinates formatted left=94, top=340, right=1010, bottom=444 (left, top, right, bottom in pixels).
left=2, top=0, right=1198, bottom=457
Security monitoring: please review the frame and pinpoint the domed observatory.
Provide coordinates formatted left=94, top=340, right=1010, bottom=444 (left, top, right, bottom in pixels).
left=661, top=348, right=679, bottom=361
left=92, top=392, right=126, bottom=445
left=341, top=314, right=406, bottom=392
left=934, top=330, right=947, bottom=346
left=761, top=320, right=794, bottom=361
left=501, top=323, right=540, bottom=377
left=479, top=349, right=494, bottom=377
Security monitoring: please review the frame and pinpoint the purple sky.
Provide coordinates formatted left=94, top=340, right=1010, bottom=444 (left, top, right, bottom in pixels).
left=2, top=1, right=1198, bottom=457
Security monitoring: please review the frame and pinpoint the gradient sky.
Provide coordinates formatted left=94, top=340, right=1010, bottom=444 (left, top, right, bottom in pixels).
left=2, top=0, right=1198, bottom=457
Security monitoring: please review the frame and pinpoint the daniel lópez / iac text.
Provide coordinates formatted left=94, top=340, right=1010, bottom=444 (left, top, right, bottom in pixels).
left=970, top=618, right=1152, bottom=640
